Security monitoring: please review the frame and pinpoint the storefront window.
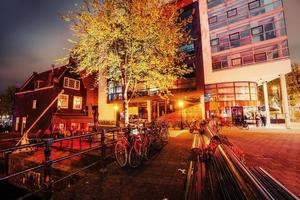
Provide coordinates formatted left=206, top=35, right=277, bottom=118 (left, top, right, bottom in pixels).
left=218, top=94, right=235, bottom=101
left=205, top=82, right=257, bottom=102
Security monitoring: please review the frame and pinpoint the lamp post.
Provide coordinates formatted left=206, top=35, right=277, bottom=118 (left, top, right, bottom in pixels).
left=178, top=100, right=184, bottom=130
left=114, top=105, right=119, bottom=127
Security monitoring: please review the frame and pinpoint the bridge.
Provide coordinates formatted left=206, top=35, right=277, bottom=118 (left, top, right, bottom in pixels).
left=0, top=126, right=299, bottom=200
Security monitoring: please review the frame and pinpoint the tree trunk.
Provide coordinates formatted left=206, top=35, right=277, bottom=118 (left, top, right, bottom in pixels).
left=124, top=100, right=129, bottom=125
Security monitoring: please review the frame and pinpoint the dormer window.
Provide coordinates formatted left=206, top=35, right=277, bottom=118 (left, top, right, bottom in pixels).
left=35, top=80, right=43, bottom=89
left=64, top=77, right=80, bottom=90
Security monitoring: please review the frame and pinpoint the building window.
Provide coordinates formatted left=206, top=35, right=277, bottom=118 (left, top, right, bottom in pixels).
left=251, top=25, right=263, bottom=35
left=15, top=117, right=20, bottom=131
left=73, top=96, right=82, bottom=110
left=229, top=32, right=240, bottom=41
left=22, top=117, right=27, bottom=130
left=229, top=32, right=240, bottom=47
left=63, top=77, right=80, bottom=90
left=210, top=38, right=219, bottom=46
left=254, top=52, right=267, bottom=62
left=265, top=22, right=276, bottom=39
left=58, top=94, right=69, bottom=109
left=34, top=80, right=43, bottom=89
left=227, top=8, right=237, bottom=18
left=231, top=58, right=242, bottom=66
left=208, top=16, right=218, bottom=24
left=248, top=0, right=260, bottom=10
left=32, top=100, right=37, bottom=109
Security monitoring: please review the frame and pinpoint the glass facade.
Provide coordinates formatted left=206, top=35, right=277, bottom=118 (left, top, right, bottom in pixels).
left=210, top=12, right=287, bottom=53
left=205, top=82, right=257, bottom=102
left=212, top=40, right=289, bottom=70
left=208, top=0, right=284, bottom=30
left=207, top=0, right=289, bottom=71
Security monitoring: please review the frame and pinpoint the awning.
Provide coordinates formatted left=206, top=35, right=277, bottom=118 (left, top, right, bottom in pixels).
left=52, top=115, right=93, bottom=124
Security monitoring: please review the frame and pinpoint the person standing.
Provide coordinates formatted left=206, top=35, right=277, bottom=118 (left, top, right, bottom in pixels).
left=255, top=113, right=261, bottom=127
left=261, top=113, right=267, bottom=127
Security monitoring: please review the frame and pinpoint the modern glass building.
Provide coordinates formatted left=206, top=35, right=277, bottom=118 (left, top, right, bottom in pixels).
left=198, top=0, right=291, bottom=127
left=97, top=0, right=292, bottom=128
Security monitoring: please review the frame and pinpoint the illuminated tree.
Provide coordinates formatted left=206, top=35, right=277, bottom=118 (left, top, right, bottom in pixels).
left=64, top=0, right=192, bottom=124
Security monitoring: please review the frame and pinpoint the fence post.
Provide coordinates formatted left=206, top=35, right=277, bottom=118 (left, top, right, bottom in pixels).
left=100, top=129, right=107, bottom=173
left=71, top=132, right=74, bottom=149
left=88, top=135, right=92, bottom=148
left=44, top=138, right=53, bottom=199
left=80, top=137, right=82, bottom=150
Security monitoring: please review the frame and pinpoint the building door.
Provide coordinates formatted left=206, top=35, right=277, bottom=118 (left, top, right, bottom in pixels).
left=231, top=106, right=243, bottom=125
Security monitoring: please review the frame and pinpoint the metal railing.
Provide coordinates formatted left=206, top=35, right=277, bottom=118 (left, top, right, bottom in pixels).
left=0, top=127, right=121, bottom=199
left=184, top=124, right=298, bottom=200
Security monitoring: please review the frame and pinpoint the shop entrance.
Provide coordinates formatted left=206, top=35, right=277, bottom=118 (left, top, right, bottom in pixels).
left=231, top=106, right=243, bottom=125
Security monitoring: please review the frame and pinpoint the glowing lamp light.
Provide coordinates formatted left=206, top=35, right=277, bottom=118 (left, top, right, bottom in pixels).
left=178, top=100, right=184, bottom=108
left=114, top=105, right=119, bottom=111
left=272, top=86, right=278, bottom=91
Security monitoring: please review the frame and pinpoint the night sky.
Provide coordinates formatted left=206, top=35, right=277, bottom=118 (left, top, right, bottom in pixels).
left=0, top=0, right=299, bottom=92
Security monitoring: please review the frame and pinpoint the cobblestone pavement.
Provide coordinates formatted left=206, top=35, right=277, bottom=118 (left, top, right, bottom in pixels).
left=53, top=131, right=194, bottom=200
left=221, top=127, right=300, bottom=198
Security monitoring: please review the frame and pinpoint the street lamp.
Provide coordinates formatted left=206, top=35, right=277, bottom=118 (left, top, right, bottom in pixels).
left=114, top=105, right=119, bottom=127
left=178, top=100, right=184, bottom=130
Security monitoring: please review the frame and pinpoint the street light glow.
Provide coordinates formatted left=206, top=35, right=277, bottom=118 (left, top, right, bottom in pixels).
left=178, top=100, right=184, bottom=108
left=114, top=105, right=119, bottom=111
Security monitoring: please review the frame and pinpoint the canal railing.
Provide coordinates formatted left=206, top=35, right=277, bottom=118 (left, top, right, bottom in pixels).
left=184, top=125, right=299, bottom=200
left=0, top=127, right=121, bottom=199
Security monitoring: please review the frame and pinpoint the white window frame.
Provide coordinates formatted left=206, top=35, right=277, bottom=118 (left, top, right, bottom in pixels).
left=35, top=80, right=43, bottom=89
left=22, top=117, right=27, bottom=128
left=58, top=94, right=69, bottom=109
left=32, top=99, right=37, bottom=109
left=73, top=96, right=83, bottom=110
left=15, top=117, right=20, bottom=131
left=63, top=77, right=80, bottom=90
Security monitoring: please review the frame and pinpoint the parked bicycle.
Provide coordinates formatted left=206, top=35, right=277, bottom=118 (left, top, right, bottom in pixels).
left=235, top=120, right=249, bottom=130
left=114, top=131, right=131, bottom=167
left=115, top=120, right=169, bottom=168
left=189, top=120, right=207, bottom=134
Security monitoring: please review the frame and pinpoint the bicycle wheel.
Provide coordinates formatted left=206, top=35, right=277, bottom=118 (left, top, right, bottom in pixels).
left=114, top=142, right=128, bottom=167
left=153, top=136, right=163, bottom=151
left=143, top=145, right=150, bottom=160
left=161, top=128, right=169, bottom=142
left=128, top=146, right=142, bottom=168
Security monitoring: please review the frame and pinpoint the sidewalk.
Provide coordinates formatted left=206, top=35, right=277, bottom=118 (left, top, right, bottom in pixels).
left=221, top=128, right=300, bottom=197
left=246, top=122, right=300, bottom=133
left=53, top=130, right=193, bottom=200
